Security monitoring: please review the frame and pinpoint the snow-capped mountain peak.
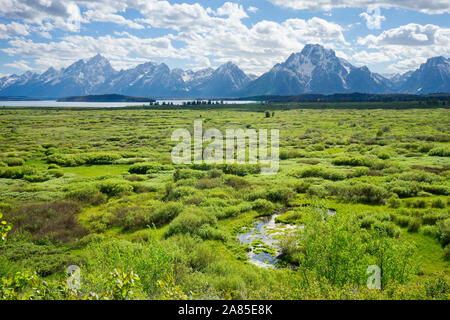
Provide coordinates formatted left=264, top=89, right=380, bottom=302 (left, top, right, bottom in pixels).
left=181, top=68, right=214, bottom=83
left=241, top=44, right=391, bottom=96
left=0, top=47, right=449, bottom=98
left=399, top=56, right=450, bottom=93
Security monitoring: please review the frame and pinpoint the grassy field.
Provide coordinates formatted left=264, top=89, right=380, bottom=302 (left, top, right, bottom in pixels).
left=0, top=104, right=449, bottom=300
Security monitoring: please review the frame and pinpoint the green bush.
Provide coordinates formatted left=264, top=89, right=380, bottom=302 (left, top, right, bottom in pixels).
left=129, top=162, right=173, bottom=175
left=150, top=202, right=183, bottom=227
left=265, top=187, right=296, bottom=205
left=398, top=171, right=438, bottom=183
left=388, top=180, right=421, bottom=198
left=360, top=216, right=377, bottom=229
left=175, top=178, right=196, bottom=187
left=84, top=239, right=172, bottom=296
left=214, top=203, right=252, bottom=219
left=97, top=179, right=133, bottom=197
left=189, top=163, right=213, bottom=171
left=218, top=164, right=261, bottom=176
left=166, top=186, right=197, bottom=200
left=352, top=167, right=370, bottom=177
left=3, top=157, right=25, bottom=167
left=394, top=215, right=411, bottom=228
left=373, top=212, right=391, bottom=222
left=307, top=185, right=328, bottom=198
left=82, top=152, right=121, bottom=165
left=113, top=208, right=153, bottom=231
left=0, top=242, right=69, bottom=277
left=47, top=169, right=64, bottom=178
left=166, top=208, right=217, bottom=238
left=421, top=184, right=449, bottom=196
left=207, top=168, right=223, bottom=178
left=294, top=165, right=346, bottom=181
left=66, top=184, right=106, bottom=205
left=387, top=195, right=401, bottom=208
left=23, top=174, right=49, bottom=183
left=422, top=225, right=440, bottom=239
left=124, top=174, right=146, bottom=182
left=332, top=155, right=376, bottom=168
left=42, top=143, right=57, bottom=149
left=0, top=166, right=36, bottom=179
left=422, top=211, right=448, bottom=225
left=197, top=225, right=228, bottom=241
left=225, top=176, right=249, bottom=190
left=48, top=152, right=121, bottom=167
left=429, top=147, right=450, bottom=157
left=407, top=218, right=421, bottom=233
left=173, top=169, right=206, bottom=181
left=326, top=182, right=389, bottom=205
left=280, top=149, right=303, bottom=160
left=251, top=199, right=275, bottom=216
left=438, top=218, right=450, bottom=246
left=444, top=245, right=450, bottom=261
left=246, top=189, right=267, bottom=202
left=407, top=199, right=428, bottom=209
left=46, top=154, right=85, bottom=167
left=131, top=182, right=156, bottom=194
left=418, top=143, right=435, bottom=153
left=184, top=194, right=205, bottom=205
left=431, top=198, right=446, bottom=209
left=377, top=152, right=391, bottom=160
left=195, top=178, right=222, bottom=190
left=373, top=221, right=401, bottom=238
left=292, top=181, right=311, bottom=193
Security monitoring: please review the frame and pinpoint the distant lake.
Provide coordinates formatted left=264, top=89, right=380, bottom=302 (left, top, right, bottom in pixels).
left=0, top=100, right=259, bottom=108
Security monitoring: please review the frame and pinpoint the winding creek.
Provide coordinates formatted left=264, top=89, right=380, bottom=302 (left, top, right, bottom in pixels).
left=237, top=208, right=336, bottom=268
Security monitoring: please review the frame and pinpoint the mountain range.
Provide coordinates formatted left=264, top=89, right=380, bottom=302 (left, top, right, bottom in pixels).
left=1, top=44, right=449, bottom=98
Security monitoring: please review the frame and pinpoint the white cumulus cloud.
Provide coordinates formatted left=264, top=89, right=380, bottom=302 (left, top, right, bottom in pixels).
left=4, top=60, right=34, bottom=71
left=360, top=7, right=386, bottom=30
left=0, top=0, right=84, bottom=32
left=358, top=23, right=448, bottom=46
left=268, top=0, right=450, bottom=14
left=0, top=22, right=30, bottom=39
left=248, top=6, right=259, bottom=14
left=355, top=23, right=450, bottom=72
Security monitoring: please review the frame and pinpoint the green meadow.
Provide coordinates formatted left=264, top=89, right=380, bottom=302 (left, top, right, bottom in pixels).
left=0, top=104, right=449, bottom=300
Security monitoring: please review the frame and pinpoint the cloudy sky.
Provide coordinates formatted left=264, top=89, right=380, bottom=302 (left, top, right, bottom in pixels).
left=0, top=0, right=449, bottom=77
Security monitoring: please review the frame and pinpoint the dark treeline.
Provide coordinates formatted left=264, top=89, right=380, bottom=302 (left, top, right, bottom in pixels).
left=242, top=92, right=450, bottom=103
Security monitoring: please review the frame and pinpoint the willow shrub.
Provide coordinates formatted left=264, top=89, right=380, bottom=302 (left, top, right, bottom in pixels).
left=65, top=184, right=106, bottom=205
left=293, top=165, right=347, bottom=181
left=96, top=179, right=133, bottom=197
left=289, top=207, right=415, bottom=289
left=325, top=182, right=390, bottom=205
left=82, top=239, right=174, bottom=297
left=129, top=162, right=173, bottom=174
left=47, top=152, right=122, bottom=167
left=166, top=207, right=217, bottom=239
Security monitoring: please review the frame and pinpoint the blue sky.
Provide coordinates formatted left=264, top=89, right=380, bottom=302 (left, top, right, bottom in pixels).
left=0, top=0, right=449, bottom=77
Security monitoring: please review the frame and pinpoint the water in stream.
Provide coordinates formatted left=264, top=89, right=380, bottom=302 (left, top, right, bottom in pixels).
left=237, top=209, right=336, bottom=268
left=237, top=214, right=298, bottom=268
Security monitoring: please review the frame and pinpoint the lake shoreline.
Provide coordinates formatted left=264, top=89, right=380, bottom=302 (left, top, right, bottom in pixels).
left=0, top=100, right=259, bottom=108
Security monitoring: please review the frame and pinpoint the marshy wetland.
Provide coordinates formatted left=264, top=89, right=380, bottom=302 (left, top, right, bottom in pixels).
left=0, top=103, right=449, bottom=300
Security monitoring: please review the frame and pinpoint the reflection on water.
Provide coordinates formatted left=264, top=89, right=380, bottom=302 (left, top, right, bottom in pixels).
left=237, top=214, right=298, bottom=269
left=0, top=100, right=258, bottom=107
left=237, top=208, right=337, bottom=269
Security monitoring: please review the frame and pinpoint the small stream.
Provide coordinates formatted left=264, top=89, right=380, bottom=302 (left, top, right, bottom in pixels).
left=237, top=208, right=336, bottom=268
